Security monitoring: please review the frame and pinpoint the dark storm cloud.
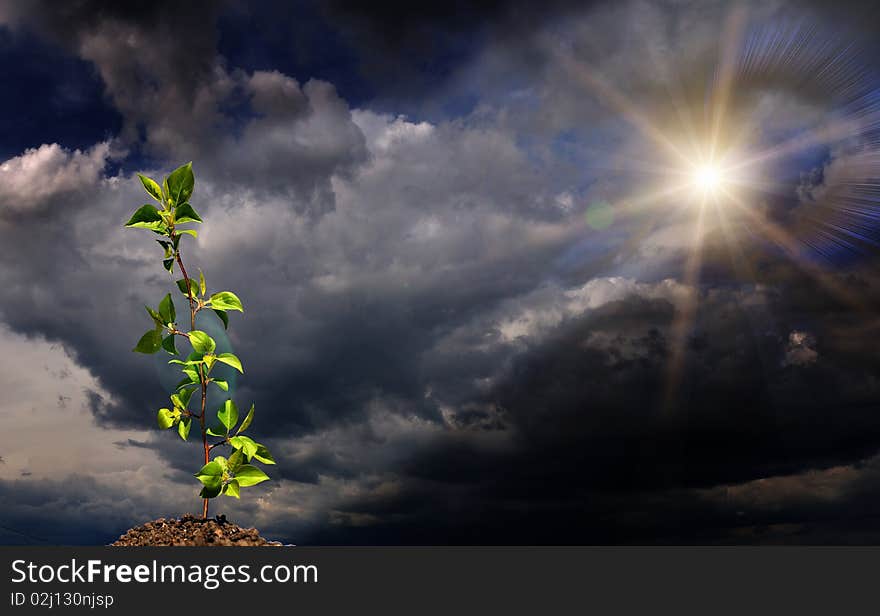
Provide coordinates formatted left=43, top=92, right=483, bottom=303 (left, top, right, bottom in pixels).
left=0, top=1, right=222, bottom=99
left=2, top=1, right=371, bottom=207
left=291, top=261, right=880, bottom=544
left=0, top=472, right=221, bottom=545
left=318, top=0, right=588, bottom=96
left=214, top=0, right=598, bottom=112
left=0, top=1, right=225, bottom=151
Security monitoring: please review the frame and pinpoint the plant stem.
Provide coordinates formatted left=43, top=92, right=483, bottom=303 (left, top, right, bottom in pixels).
left=174, top=240, right=210, bottom=519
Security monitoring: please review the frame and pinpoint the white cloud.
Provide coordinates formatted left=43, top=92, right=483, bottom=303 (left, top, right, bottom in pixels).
left=352, top=110, right=434, bottom=153
left=0, top=325, right=149, bottom=480
left=497, top=276, right=689, bottom=342
left=0, top=142, right=110, bottom=212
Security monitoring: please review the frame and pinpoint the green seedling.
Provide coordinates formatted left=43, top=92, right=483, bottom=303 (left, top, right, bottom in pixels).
left=126, top=162, right=274, bottom=518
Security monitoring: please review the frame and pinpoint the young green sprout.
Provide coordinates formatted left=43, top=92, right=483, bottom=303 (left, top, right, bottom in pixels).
left=125, top=162, right=274, bottom=518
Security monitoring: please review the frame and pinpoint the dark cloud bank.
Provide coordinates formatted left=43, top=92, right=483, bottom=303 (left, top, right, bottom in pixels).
left=2, top=0, right=880, bottom=544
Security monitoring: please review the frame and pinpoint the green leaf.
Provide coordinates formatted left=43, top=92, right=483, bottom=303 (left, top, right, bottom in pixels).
left=124, top=204, right=163, bottom=229
left=206, top=425, right=226, bottom=437
left=228, top=449, right=244, bottom=472
left=188, top=330, right=215, bottom=354
left=213, top=456, right=229, bottom=472
left=182, top=367, right=200, bottom=382
left=234, top=465, right=270, bottom=487
left=166, top=162, right=194, bottom=205
left=145, top=306, right=163, bottom=327
left=198, top=270, right=206, bottom=296
left=161, top=334, right=178, bottom=355
left=199, top=483, right=222, bottom=499
left=133, top=329, right=162, bottom=354
left=209, top=291, right=243, bottom=312
left=229, top=435, right=258, bottom=460
left=163, top=258, right=174, bottom=273
left=177, top=387, right=195, bottom=409
left=169, top=357, right=204, bottom=367
left=177, top=229, right=198, bottom=239
left=178, top=417, right=192, bottom=441
left=174, top=376, right=199, bottom=392
left=137, top=173, right=163, bottom=202
left=213, top=309, right=229, bottom=329
left=175, top=202, right=202, bottom=224
left=237, top=404, right=255, bottom=434
left=158, top=293, right=175, bottom=324
left=176, top=278, right=199, bottom=298
left=195, top=461, right=223, bottom=483
left=223, top=479, right=241, bottom=498
left=252, top=444, right=275, bottom=465
left=157, top=408, right=176, bottom=429
left=214, top=353, right=243, bottom=373
left=156, top=240, right=173, bottom=258
left=218, top=399, right=238, bottom=431
left=212, top=379, right=229, bottom=392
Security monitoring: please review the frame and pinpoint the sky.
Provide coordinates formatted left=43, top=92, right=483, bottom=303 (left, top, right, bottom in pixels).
left=3, top=0, right=880, bottom=544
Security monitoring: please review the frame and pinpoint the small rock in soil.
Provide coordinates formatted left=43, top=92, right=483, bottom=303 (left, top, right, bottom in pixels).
left=111, top=514, right=282, bottom=546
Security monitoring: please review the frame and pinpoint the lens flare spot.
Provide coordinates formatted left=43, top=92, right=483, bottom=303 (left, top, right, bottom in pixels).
left=585, top=201, right=615, bottom=230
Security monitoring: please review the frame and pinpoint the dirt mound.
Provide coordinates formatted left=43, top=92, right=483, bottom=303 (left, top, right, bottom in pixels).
left=111, top=514, right=282, bottom=546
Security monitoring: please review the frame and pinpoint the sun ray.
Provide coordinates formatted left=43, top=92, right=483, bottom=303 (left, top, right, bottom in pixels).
left=721, top=187, right=870, bottom=312
left=707, top=7, right=748, bottom=160
left=662, top=195, right=708, bottom=411
left=727, top=112, right=876, bottom=174
left=553, top=48, right=692, bottom=167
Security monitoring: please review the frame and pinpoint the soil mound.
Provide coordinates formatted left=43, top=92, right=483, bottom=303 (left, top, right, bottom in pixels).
left=111, top=514, right=282, bottom=546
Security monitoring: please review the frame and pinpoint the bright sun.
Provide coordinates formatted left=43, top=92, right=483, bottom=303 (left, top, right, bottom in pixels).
left=692, top=163, right=724, bottom=194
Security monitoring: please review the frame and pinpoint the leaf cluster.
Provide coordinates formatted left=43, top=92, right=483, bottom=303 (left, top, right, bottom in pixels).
left=125, top=163, right=273, bottom=505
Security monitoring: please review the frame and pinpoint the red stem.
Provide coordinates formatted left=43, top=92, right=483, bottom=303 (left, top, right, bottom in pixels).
left=175, top=241, right=210, bottom=519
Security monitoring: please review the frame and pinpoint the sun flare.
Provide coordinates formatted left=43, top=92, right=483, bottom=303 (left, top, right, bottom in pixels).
left=692, top=163, right=724, bottom=194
